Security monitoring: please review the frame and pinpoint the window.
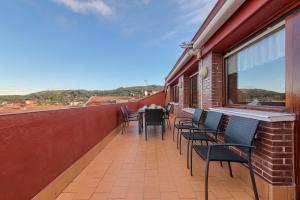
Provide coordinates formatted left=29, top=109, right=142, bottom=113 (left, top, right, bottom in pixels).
left=226, top=27, right=285, bottom=107
left=173, top=85, right=179, bottom=103
left=190, top=74, right=198, bottom=107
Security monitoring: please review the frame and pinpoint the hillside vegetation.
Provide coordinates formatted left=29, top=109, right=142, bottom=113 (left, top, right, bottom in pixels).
left=238, top=88, right=285, bottom=102
left=0, top=85, right=163, bottom=106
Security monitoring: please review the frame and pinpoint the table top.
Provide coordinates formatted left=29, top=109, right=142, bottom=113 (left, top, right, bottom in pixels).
left=138, top=104, right=165, bottom=113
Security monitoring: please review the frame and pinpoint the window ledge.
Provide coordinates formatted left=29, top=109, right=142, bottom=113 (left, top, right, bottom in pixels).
left=182, top=108, right=195, bottom=114
left=209, top=107, right=295, bottom=122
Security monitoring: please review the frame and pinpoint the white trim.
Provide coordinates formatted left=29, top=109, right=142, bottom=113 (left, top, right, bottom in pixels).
left=166, top=0, right=245, bottom=83
left=182, top=107, right=196, bottom=115
left=169, top=102, right=179, bottom=106
left=209, top=107, right=295, bottom=122
left=193, top=0, right=246, bottom=49
left=189, top=72, right=199, bottom=78
left=224, top=20, right=285, bottom=58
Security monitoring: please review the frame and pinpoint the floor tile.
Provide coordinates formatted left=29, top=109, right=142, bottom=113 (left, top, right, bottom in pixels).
left=56, top=119, right=257, bottom=200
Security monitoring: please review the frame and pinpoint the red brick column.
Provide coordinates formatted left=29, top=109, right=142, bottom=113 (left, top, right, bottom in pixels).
left=178, top=75, right=190, bottom=108
left=166, top=86, right=172, bottom=103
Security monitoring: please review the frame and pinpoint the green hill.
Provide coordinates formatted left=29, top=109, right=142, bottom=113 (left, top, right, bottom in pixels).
left=0, top=85, right=164, bottom=106
left=238, top=88, right=285, bottom=102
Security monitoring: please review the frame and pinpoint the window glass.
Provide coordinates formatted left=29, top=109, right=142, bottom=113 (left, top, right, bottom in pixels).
left=190, top=75, right=198, bottom=107
left=173, top=85, right=179, bottom=103
left=226, top=28, right=285, bottom=106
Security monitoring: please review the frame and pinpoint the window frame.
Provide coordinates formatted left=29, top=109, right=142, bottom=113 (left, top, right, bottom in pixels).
left=173, top=85, right=179, bottom=103
left=224, top=21, right=286, bottom=110
left=189, top=72, right=199, bottom=108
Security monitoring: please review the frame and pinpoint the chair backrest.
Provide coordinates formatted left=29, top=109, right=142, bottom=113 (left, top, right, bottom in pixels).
left=120, top=106, right=127, bottom=120
left=165, top=104, right=172, bottom=115
left=192, top=109, right=204, bottom=124
left=125, top=105, right=131, bottom=114
left=145, top=109, right=164, bottom=123
left=204, top=111, right=223, bottom=131
left=224, top=116, right=259, bottom=154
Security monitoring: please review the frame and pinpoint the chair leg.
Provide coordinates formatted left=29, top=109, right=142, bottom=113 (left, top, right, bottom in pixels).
left=168, top=119, right=171, bottom=129
left=228, top=161, right=233, bottom=177
left=248, top=160, right=259, bottom=200
left=177, top=129, right=180, bottom=149
left=173, top=127, right=175, bottom=141
left=161, top=124, right=164, bottom=140
left=187, top=139, right=190, bottom=168
left=179, top=133, right=183, bottom=155
left=145, top=125, right=148, bottom=141
left=205, top=159, right=210, bottom=200
left=122, top=122, right=125, bottom=134
left=190, top=141, right=194, bottom=176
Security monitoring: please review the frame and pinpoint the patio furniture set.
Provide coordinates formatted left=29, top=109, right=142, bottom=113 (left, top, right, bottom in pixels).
left=120, top=105, right=260, bottom=200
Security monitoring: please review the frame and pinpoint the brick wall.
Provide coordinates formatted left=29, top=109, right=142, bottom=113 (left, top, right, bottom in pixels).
left=170, top=104, right=294, bottom=185
left=178, top=75, right=191, bottom=108
left=197, top=53, right=223, bottom=109
left=168, top=50, right=294, bottom=186
left=166, top=86, right=171, bottom=103
left=219, top=115, right=294, bottom=185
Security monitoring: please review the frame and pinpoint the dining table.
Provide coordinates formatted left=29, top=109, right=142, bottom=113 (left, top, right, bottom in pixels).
left=138, top=104, right=166, bottom=133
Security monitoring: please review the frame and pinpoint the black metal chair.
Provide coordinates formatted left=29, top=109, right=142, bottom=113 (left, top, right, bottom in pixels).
left=144, top=108, right=165, bottom=140
left=179, top=111, right=223, bottom=168
left=120, top=106, right=140, bottom=134
left=164, top=103, right=172, bottom=129
left=173, top=109, right=204, bottom=150
left=191, top=115, right=260, bottom=200
left=125, top=105, right=139, bottom=118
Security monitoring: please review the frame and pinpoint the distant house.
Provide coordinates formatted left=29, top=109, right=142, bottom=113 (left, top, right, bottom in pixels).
left=144, top=90, right=157, bottom=97
left=24, top=99, right=34, bottom=106
left=69, top=102, right=81, bottom=107
left=85, top=96, right=134, bottom=106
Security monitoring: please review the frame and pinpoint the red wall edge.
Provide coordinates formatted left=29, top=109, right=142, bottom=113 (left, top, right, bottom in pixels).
left=138, top=91, right=166, bottom=108
left=0, top=93, right=164, bottom=200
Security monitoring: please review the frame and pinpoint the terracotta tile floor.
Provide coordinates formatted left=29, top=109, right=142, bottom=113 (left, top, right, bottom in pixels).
left=56, top=120, right=257, bottom=200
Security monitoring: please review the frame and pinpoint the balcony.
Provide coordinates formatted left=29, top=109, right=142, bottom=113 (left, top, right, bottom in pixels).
left=0, top=92, right=294, bottom=200
left=56, top=120, right=257, bottom=200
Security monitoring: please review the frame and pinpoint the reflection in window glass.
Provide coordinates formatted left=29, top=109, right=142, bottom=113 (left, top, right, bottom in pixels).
left=190, top=75, right=198, bottom=108
left=226, top=28, right=285, bottom=106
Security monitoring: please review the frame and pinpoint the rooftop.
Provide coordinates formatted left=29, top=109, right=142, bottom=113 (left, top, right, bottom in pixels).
left=56, top=119, right=256, bottom=200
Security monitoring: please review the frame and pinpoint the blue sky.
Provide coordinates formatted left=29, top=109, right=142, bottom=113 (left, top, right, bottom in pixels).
left=0, top=0, right=216, bottom=95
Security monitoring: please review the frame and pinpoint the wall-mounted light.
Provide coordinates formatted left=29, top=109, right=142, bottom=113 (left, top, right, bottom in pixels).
left=199, top=66, right=208, bottom=79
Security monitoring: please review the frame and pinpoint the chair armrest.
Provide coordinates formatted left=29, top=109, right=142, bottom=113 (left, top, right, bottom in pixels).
left=174, top=117, right=191, bottom=126
left=179, top=120, right=193, bottom=125
left=206, top=143, right=255, bottom=160
left=189, top=127, right=215, bottom=132
left=174, top=117, right=190, bottom=121
left=208, top=143, right=255, bottom=149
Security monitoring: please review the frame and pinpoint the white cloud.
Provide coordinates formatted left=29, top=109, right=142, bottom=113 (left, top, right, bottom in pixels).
left=142, top=0, right=151, bottom=5
left=52, top=0, right=112, bottom=16
left=176, top=0, right=217, bottom=25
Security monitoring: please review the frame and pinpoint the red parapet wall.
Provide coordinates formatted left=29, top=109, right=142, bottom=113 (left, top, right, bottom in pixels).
left=138, top=91, right=166, bottom=108
left=0, top=101, right=143, bottom=200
